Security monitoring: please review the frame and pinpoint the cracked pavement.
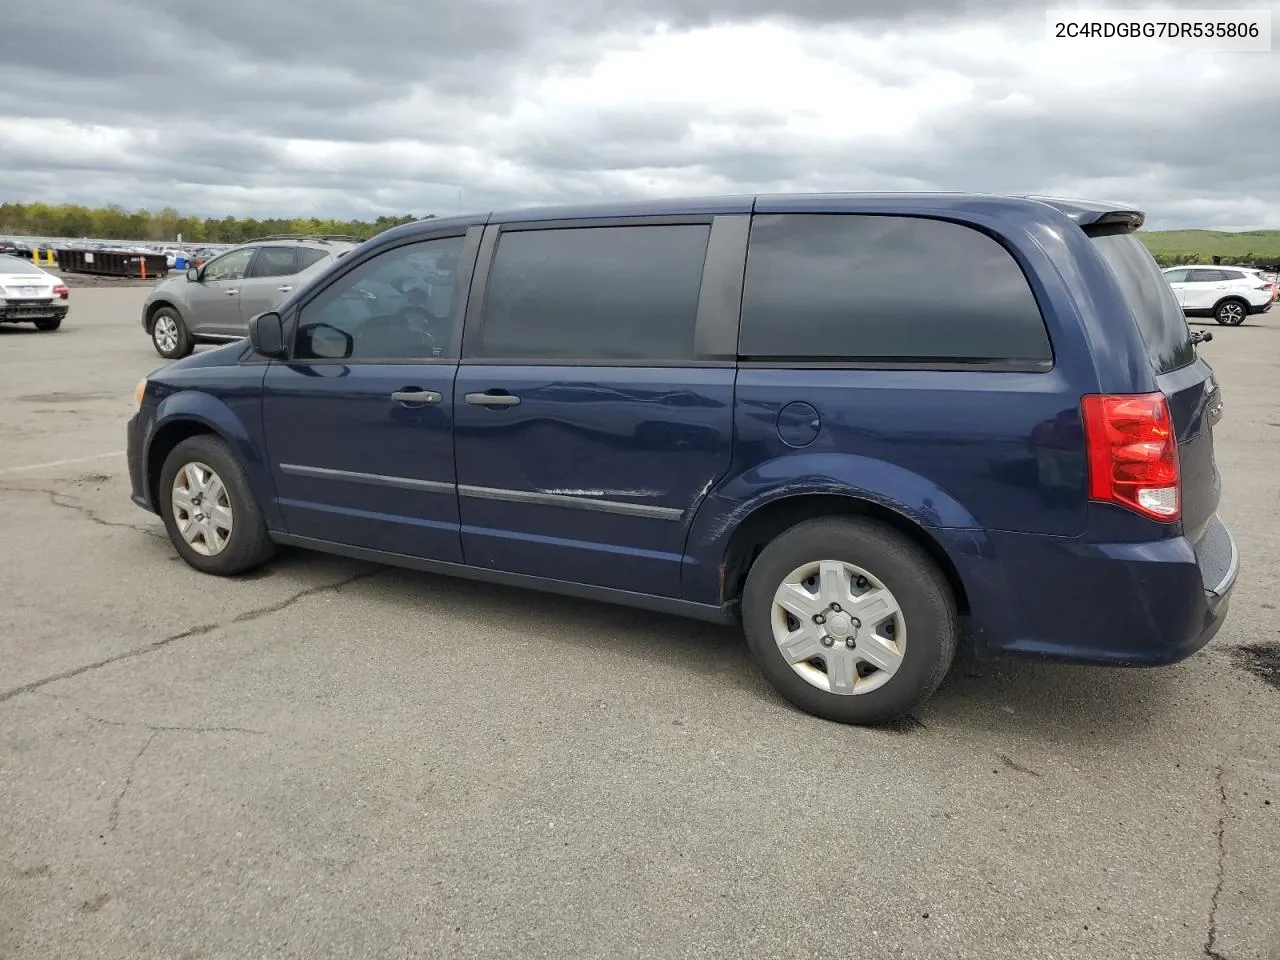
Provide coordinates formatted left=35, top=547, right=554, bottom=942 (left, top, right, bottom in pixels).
left=1, top=290, right=1278, bottom=960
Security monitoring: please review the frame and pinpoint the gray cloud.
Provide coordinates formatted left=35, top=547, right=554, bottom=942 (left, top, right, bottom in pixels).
left=0, top=0, right=1276, bottom=228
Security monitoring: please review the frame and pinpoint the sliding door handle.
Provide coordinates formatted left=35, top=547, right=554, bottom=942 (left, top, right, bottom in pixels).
left=465, top=392, right=521, bottom=407
left=391, top=389, right=442, bottom=405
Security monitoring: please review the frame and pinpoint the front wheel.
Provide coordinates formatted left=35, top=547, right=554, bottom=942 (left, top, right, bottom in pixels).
left=741, top=516, right=958, bottom=725
left=151, top=308, right=193, bottom=358
left=158, top=435, right=275, bottom=575
left=1214, top=300, right=1247, bottom=326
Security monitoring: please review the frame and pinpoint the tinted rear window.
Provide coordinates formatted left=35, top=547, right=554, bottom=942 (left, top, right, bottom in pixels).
left=738, top=214, right=1052, bottom=366
left=1090, top=232, right=1194, bottom=374
left=248, top=246, right=298, bottom=278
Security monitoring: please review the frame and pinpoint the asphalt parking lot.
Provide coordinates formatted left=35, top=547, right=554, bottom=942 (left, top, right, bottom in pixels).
left=1, top=288, right=1277, bottom=960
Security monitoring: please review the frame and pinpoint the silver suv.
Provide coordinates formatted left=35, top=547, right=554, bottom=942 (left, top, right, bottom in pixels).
left=142, top=236, right=360, bottom=358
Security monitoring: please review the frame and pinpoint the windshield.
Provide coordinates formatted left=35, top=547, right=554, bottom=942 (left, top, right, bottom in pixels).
left=1091, top=231, right=1195, bottom=375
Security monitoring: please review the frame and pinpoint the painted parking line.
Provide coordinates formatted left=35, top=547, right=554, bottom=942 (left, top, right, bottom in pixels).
left=0, top=450, right=125, bottom=476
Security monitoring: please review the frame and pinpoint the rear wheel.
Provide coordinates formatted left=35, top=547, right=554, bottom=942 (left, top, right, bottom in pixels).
left=34, top=317, right=62, bottom=331
left=741, top=516, right=957, bottom=725
left=159, top=435, right=275, bottom=576
left=1214, top=299, right=1247, bottom=326
left=151, top=307, right=193, bottom=359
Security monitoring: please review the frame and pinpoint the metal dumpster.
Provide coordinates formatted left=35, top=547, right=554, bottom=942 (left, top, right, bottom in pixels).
left=58, top=249, right=169, bottom=279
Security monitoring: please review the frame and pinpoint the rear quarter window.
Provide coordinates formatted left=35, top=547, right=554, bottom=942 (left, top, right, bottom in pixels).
left=1090, top=232, right=1195, bottom=375
left=738, top=214, right=1052, bottom=367
left=297, top=247, right=330, bottom=270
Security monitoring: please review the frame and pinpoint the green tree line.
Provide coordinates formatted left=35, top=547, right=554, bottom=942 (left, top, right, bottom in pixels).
left=2, top=200, right=1278, bottom=266
left=0, top=202, right=434, bottom=245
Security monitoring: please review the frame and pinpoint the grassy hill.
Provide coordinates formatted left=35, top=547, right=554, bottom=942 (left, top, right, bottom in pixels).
left=1137, top=229, right=1280, bottom=266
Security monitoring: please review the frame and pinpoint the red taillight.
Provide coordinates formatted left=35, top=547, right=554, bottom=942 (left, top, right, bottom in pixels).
left=53, top=284, right=69, bottom=299
left=1081, top=392, right=1180, bottom=522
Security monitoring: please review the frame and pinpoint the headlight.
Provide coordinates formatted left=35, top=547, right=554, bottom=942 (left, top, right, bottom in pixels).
left=134, top=379, right=148, bottom=411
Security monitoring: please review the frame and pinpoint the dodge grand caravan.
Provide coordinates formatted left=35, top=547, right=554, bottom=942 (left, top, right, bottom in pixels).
left=125, top=194, right=1239, bottom=725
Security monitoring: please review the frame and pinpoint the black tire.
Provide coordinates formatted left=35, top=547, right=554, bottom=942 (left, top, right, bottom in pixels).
left=34, top=317, right=62, bottom=331
left=151, top=306, right=193, bottom=359
left=1214, top=299, right=1247, bottom=326
left=158, top=435, right=275, bottom=576
left=741, top=516, right=957, bottom=725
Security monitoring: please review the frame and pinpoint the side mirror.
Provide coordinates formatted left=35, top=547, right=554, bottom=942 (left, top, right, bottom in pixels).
left=248, top=311, right=287, bottom=358
left=186, top=266, right=200, bottom=282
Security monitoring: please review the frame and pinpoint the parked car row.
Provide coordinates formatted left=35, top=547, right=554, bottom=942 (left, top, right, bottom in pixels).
left=127, top=193, right=1237, bottom=726
left=0, top=237, right=241, bottom=271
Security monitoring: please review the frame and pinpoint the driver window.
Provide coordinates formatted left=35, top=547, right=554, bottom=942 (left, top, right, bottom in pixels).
left=202, top=247, right=256, bottom=282
left=293, top=236, right=465, bottom=361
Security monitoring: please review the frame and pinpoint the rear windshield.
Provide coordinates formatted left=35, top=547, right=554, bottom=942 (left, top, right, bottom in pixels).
left=1090, top=231, right=1194, bottom=374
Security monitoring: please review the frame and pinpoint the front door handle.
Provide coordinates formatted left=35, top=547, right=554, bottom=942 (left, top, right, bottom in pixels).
left=278, top=285, right=294, bottom=293
left=391, top=389, right=442, bottom=405
left=465, top=391, right=521, bottom=407
left=224, top=289, right=239, bottom=296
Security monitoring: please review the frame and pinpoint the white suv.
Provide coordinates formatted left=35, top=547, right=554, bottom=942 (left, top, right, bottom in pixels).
left=1162, top=265, right=1274, bottom=326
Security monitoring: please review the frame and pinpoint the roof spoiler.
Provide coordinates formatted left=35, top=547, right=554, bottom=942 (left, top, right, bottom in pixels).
left=1086, top=210, right=1145, bottom=232
left=1021, top=195, right=1145, bottom=232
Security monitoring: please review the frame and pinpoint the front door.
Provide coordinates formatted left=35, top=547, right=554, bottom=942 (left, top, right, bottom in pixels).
left=261, top=230, right=477, bottom=562
left=188, top=246, right=256, bottom=337
left=452, top=218, right=740, bottom=598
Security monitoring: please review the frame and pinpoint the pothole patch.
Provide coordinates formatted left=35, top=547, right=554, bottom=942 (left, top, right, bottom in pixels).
left=1231, top=643, right=1280, bottom=690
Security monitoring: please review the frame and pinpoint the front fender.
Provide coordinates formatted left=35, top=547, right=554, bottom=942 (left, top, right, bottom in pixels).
left=681, top=452, right=982, bottom=604
left=146, top=376, right=279, bottom=529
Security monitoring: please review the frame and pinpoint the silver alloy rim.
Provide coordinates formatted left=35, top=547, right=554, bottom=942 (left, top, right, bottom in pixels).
left=171, top=461, right=233, bottom=556
left=1220, top=303, right=1244, bottom=324
left=154, top=315, right=179, bottom=352
left=770, top=560, right=906, bottom=696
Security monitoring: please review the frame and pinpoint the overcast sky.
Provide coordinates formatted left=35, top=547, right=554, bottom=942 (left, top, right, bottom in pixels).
left=1, top=0, right=1276, bottom=230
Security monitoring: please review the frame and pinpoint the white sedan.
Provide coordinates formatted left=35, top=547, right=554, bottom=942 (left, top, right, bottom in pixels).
left=0, top=254, right=70, bottom=331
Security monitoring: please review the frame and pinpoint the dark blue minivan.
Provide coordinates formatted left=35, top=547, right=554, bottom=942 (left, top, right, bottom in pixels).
left=126, top=194, right=1239, bottom=724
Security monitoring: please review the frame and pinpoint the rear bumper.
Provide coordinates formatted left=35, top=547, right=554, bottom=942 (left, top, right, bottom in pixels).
left=0, top=300, right=69, bottom=322
left=1249, top=299, right=1273, bottom=315
left=943, top=518, right=1239, bottom=666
